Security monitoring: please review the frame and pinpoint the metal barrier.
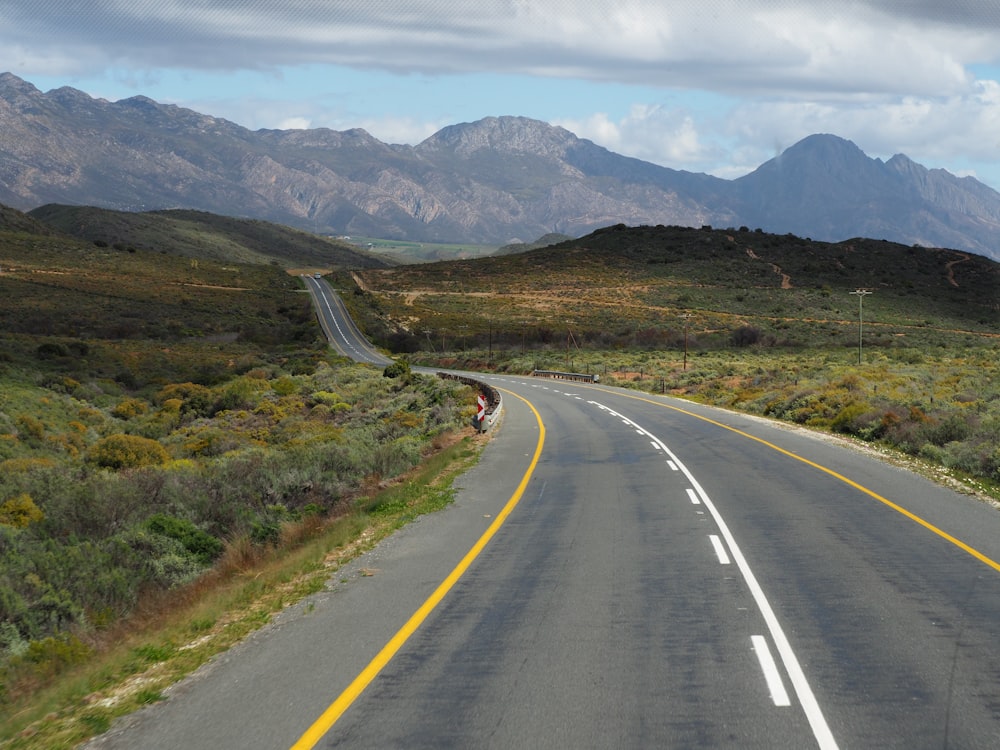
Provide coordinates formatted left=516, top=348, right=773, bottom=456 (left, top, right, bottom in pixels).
left=532, top=369, right=600, bottom=383
left=437, top=373, right=503, bottom=432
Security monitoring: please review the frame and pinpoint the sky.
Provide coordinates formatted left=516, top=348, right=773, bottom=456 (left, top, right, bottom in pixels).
left=2, top=1, right=1000, bottom=189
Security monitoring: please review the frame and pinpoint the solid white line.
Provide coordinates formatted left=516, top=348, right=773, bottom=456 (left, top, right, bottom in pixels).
left=588, top=400, right=839, bottom=750
left=752, top=635, right=792, bottom=706
left=686, top=488, right=701, bottom=504
left=709, top=534, right=731, bottom=564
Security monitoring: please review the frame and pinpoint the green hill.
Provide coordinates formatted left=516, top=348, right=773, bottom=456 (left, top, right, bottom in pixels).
left=27, top=204, right=393, bottom=269
left=348, top=223, right=999, bottom=351
left=494, top=232, right=573, bottom=256
left=0, top=203, right=56, bottom=235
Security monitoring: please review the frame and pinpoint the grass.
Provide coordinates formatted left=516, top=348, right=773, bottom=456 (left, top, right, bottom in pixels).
left=0, top=434, right=482, bottom=749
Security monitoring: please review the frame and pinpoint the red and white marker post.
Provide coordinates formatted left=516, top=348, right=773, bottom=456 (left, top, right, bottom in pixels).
left=476, top=393, right=486, bottom=431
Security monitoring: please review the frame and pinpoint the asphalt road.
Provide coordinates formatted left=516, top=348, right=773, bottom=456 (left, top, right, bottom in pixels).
left=302, top=275, right=391, bottom=366
left=86, top=291, right=1000, bottom=749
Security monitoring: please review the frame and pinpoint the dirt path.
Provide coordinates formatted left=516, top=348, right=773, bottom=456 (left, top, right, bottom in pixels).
left=746, top=248, right=792, bottom=288
left=945, top=252, right=970, bottom=287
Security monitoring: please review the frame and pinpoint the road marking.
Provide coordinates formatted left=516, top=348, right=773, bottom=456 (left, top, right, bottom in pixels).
left=306, top=279, right=387, bottom=364
left=289, top=390, right=546, bottom=750
left=662, top=403, right=1000, bottom=575
left=667, top=460, right=678, bottom=471
left=752, top=635, right=791, bottom=706
left=709, top=534, right=731, bottom=564
left=586, top=387, right=1000, bottom=576
left=686, top=488, right=701, bottom=504
left=589, top=400, right=838, bottom=749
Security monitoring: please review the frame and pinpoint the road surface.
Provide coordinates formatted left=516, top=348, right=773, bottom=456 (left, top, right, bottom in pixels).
left=303, top=275, right=391, bottom=366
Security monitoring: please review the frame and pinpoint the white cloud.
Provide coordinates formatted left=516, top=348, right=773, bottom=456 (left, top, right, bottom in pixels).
left=353, top=116, right=444, bottom=146
left=4, top=1, right=999, bottom=94
left=556, top=105, right=719, bottom=168
left=276, top=116, right=312, bottom=130
left=726, top=80, right=1000, bottom=173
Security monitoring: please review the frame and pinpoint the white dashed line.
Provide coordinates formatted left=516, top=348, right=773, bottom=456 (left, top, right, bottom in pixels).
left=752, top=635, right=791, bottom=706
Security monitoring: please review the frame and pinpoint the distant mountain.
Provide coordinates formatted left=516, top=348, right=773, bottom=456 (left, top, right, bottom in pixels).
left=1, top=72, right=999, bottom=260
left=732, top=135, right=1000, bottom=258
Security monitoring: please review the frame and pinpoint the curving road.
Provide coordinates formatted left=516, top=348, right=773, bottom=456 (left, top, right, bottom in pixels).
left=87, top=288, right=1000, bottom=749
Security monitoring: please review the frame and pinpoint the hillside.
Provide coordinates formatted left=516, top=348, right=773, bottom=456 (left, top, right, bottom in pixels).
left=494, top=233, right=574, bottom=256
left=346, top=224, right=999, bottom=354
left=2, top=73, right=1000, bottom=259
left=26, top=204, right=392, bottom=268
left=0, top=199, right=475, bottom=742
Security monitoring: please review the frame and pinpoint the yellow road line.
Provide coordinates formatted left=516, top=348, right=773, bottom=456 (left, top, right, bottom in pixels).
left=290, top=389, right=545, bottom=750
left=611, top=389, right=1000, bottom=575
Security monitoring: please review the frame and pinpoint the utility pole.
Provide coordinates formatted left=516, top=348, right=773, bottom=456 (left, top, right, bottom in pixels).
left=850, top=289, right=872, bottom=365
left=679, top=313, right=693, bottom=370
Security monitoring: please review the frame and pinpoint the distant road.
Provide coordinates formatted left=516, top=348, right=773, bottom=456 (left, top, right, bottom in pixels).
left=86, top=287, right=1000, bottom=749
left=303, top=275, right=391, bottom=366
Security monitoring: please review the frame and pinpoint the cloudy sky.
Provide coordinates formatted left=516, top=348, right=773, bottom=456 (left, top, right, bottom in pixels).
left=3, top=1, right=1000, bottom=189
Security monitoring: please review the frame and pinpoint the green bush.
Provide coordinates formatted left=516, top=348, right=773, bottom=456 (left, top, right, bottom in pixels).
left=0, top=493, right=45, bottom=527
left=145, top=514, right=223, bottom=564
left=112, top=398, right=148, bottom=420
left=88, top=434, right=170, bottom=469
left=383, top=359, right=411, bottom=380
left=830, top=401, right=870, bottom=435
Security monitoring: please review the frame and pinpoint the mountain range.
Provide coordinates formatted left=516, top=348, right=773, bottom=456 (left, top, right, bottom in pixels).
left=1, top=72, right=999, bottom=261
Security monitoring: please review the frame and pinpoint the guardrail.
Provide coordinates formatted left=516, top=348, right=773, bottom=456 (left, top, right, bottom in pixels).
left=437, top=372, right=503, bottom=432
left=532, top=369, right=600, bottom=383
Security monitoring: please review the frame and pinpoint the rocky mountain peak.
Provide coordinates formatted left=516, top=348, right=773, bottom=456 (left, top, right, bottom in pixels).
left=417, top=115, right=576, bottom=158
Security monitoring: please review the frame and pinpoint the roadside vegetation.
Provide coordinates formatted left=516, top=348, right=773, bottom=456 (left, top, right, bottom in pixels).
left=342, top=223, right=1000, bottom=498
left=0, top=209, right=476, bottom=746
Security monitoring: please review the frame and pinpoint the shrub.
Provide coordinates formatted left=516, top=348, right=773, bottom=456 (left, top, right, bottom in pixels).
left=35, top=342, right=67, bottom=359
left=88, top=434, right=170, bottom=470
left=830, top=401, right=870, bottom=435
left=145, top=514, right=223, bottom=564
left=112, top=398, right=149, bottom=420
left=271, top=376, right=299, bottom=396
left=731, top=325, right=763, bottom=348
left=0, top=493, right=45, bottom=527
left=383, top=359, right=411, bottom=380
left=15, top=414, right=46, bottom=445
left=155, top=382, right=213, bottom=416
left=113, top=528, right=205, bottom=589
left=24, top=633, right=91, bottom=671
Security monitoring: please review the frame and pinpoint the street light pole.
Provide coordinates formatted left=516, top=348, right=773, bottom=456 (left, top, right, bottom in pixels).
left=849, top=289, right=872, bottom=365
